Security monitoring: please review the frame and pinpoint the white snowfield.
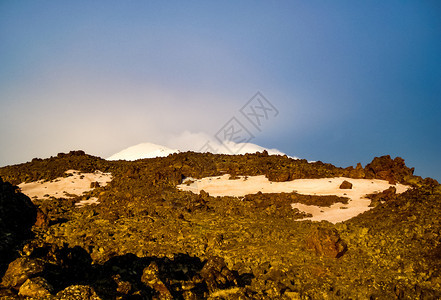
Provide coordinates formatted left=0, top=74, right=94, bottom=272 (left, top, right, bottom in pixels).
left=18, top=170, right=112, bottom=207
left=177, top=175, right=410, bottom=223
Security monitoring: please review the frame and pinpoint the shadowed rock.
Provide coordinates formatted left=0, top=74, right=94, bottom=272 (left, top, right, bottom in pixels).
left=1, top=257, right=45, bottom=289
left=200, top=256, right=238, bottom=292
left=18, top=276, right=53, bottom=298
left=0, top=177, right=36, bottom=275
left=141, top=261, right=173, bottom=299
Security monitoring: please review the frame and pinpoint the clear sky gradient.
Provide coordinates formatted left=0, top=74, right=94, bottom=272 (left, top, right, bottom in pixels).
left=1, top=1, right=440, bottom=180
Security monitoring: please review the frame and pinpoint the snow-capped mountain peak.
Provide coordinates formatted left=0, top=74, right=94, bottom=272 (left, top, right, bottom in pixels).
left=107, top=139, right=293, bottom=161
left=107, top=143, right=179, bottom=161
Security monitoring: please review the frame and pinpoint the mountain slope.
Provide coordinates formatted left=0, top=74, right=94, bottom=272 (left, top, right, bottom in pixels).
left=0, top=152, right=439, bottom=299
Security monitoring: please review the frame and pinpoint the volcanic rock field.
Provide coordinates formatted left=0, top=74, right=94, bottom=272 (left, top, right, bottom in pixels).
left=0, top=151, right=440, bottom=299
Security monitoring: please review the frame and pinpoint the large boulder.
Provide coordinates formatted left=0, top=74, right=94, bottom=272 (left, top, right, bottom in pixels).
left=339, top=180, right=353, bottom=189
left=267, top=170, right=291, bottom=182
left=1, top=257, right=45, bottom=289
left=18, top=276, right=53, bottom=298
left=306, top=227, right=347, bottom=258
left=0, top=177, right=37, bottom=273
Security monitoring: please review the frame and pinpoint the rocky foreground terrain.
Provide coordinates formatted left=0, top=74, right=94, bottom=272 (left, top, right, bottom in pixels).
left=0, top=151, right=440, bottom=299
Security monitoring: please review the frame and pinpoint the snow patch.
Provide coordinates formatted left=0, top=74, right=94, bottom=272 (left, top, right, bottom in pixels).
left=177, top=175, right=410, bottom=223
left=18, top=170, right=112, bottom=200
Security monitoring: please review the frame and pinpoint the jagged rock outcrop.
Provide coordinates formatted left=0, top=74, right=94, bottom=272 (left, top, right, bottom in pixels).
left=364, top=155, right=415, bottom=184
left=346, top=162, right=366, bottom=178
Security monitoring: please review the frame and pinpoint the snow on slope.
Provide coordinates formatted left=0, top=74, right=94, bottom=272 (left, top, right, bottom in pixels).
left=218, top=142, right=286, bottom=156
left=107, top=143, right=179, bottom=161
left=107, top=141, right=289, bottom=161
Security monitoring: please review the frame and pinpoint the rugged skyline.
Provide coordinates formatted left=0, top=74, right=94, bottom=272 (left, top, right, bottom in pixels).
left=1, top=1, right=440, bottom=180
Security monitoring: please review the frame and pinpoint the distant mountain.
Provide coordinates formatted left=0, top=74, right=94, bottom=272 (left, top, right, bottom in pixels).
left=107, top=141, right=289, bottom=161
left=107, top=143, right=179, bottom=161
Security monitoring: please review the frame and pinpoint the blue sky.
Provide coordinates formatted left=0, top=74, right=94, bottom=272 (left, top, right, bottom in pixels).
left=1, top=1, right=440, bottom=180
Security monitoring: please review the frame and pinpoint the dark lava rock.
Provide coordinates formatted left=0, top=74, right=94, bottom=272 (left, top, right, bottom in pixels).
left=141, top=261, right=173, bottom=299
left=344, top=163, right=366, bottom=179
left=200, top=256, right=237, bottom=293
left=34, top=207, right=50, bottom=228
left=90, top=181, right=101, bottom=188
left=56, top=285, right=102, bottom=299
left=367, top=186, right=397, bottom=207
left=267, top=170, right=291, bottom=182
left=112, top=274, right=132, bottom=294
left=0, top=287, right=16, bottom=298
left=34, top=244, right=93, bottom=290
left=1, top=257, right=45, bottom=289
left=0, top=177, right=36, bottom=273
left=57, top=150, right=86, bottom=158
left=339, top=180, right=353, bottom=189
left=306, top=227, right=347, bottom=258
left=18, top=276, right=53, bottom=298
left=1, top=151, right=439, bottom=298
left=0, top=150, right=107, bottom=185
left=364, top=155, right=414, bottom=184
